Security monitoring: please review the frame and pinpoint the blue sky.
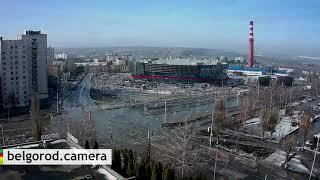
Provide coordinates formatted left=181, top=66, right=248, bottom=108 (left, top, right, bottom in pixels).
left=1, top=0, right=320, bottom=56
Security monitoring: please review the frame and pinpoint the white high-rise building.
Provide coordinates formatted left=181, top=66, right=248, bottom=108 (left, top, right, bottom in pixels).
left=0, top=30, right=48, bottom=108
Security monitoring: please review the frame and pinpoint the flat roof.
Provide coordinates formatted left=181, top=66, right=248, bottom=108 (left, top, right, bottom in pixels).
left=0, top=139, right=123, bottom=180
left=228, top=65, right=267, bottom=72
left=140, top=58, right=226, bottom=66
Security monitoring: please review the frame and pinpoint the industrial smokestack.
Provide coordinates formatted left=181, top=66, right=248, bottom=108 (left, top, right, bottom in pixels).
left=248, top=21, right=254, bottom=68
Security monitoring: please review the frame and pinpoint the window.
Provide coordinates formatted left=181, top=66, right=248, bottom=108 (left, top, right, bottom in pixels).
left=2, top=52, right=5, bottom=55
left=11, top=72, right=13, bottom=75
left=22, top=46, right=25, bottom=48
left=24, top=91, right=27, bottom=94
left=15, top=56, right=18, bottom=59
left=15, top=61, right=18, bottom=64
left=23, top=76, right=26, bottom=79
left=10, top=56, right=13, bottom=60
left=15, top=51, right=18, bottom=54
left=15, top=66, right=18, bottom=69
left=3, top=67, right=6, bottom=70
left=2, top=62, right=6, bottom=65
left=10, top=46, right=13, bottom=49
left=11, top=77, right=14, bottom=80
left=15, top=77, right=18, bottom=80
left=3, top=83, right=6, bottom=86
left=15, top=46, right=17, bottom=49
left=2, top=57, right=5, bottom=60
left=22, top=56, right=26, bottom=59
left=2, top=72, right=5, bottom=75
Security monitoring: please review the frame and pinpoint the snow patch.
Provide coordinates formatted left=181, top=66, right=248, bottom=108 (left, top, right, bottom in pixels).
left=96, top=168, right=118, bottom=180
left=50, top=139, right=67, bottom=145
left=263, top=150, right=310, bottom=175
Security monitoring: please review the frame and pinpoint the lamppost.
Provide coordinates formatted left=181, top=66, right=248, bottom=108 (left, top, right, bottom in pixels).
left=0, top=124, right=4, bottom=146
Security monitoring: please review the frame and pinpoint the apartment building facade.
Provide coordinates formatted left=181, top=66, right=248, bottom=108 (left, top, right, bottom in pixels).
left=0, top=31, right=48, bottom=108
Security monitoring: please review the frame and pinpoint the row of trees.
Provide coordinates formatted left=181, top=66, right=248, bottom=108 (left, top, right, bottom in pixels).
left=258, top=76, right=294, bottom=87
left=111, top=148, right=177, bottom=180
left=63, top=60, right=85, bottom=77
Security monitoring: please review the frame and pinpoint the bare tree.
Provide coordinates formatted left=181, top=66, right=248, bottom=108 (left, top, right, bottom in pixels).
left=161, top=123, right=208, bottom=177
left=299, top=113, right=311, bottom=151
left=213, top=99, right=226, bottom=144
left=261, top=110, right=269, bottom=140
left=283, top=137, right=295, bottom=168
left=239, top=97, right=248, bottom=129
left=260, top=110, right=280, bottom=139
left=31, top=93, right=42, bottom=141
left=6, top=92, right=17, bottom=122
left=79, top=110, right=96, bottom=146
left=267, top=110, right=280, bottom=139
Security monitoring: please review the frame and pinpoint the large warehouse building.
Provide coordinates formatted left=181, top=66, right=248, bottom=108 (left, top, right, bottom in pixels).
left=131, top=59, right=227, bottom=83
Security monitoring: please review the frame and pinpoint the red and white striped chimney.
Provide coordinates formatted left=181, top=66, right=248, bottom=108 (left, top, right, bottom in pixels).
left=248, top=21, right=254, bottom=68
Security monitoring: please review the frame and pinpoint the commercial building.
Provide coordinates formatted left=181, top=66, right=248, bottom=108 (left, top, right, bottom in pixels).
left=227, top=66, right=267, bottom=77
left=227, top=65, right=292, bottom=79
left=131, top=59, right=227, bottom=83
left=0, top=31, right=48, bottom=108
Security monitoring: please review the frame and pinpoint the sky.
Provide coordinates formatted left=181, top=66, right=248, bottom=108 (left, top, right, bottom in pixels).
left=1, top=0, right=320, bottom=56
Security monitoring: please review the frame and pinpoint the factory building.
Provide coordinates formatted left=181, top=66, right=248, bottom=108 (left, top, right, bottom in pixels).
left=227, top=66, right=267, bottom=77
left=131, top=59, right=227, bottom=83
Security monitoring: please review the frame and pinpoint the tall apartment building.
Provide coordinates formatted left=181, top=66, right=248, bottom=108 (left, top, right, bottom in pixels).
left=47, top=47, right=55, bottom=65
left=0, top=31, right=48, bottom=108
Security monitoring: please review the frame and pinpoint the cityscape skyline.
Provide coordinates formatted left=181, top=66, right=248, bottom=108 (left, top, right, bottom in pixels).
left=1, top=0, right=320, bottom=56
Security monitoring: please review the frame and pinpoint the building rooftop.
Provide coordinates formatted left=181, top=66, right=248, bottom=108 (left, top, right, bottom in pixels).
left=0, top=139, right=123, bottom=180
left=25, top=30, right=41, bottom=35
left=140, top=58, right=226, bottom=66
left=228, top=65, right=267, bottom=72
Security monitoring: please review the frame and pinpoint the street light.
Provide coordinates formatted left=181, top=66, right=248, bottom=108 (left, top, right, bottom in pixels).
left=0, top=124, right=4, bottom=146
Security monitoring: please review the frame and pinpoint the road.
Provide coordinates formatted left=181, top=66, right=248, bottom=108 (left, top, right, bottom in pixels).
left=63, top=74, right=239, bottom=151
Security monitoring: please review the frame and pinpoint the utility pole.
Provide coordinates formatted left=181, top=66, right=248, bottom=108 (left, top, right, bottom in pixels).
left=257, top=82, right=260, bottom=101
left=209, top=94, right=215, bottom=146
left=0, top=124, right=4, bottom=146
left=147, top=129, right=151, bottom=176
left=164, top=100, right=167, bottom=124
left=309, top=137, right=319, bottom=180
left=56, top=91, right=59, bottom=113
left=213, top=150, right=218, bottom=180
left=210, top=105, right=214, bottom=146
